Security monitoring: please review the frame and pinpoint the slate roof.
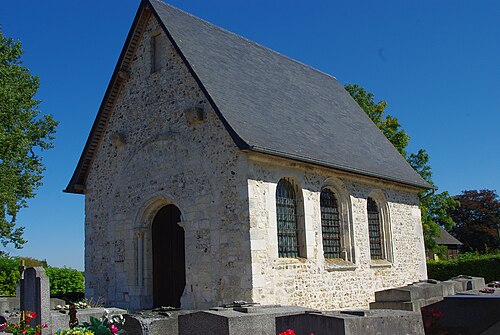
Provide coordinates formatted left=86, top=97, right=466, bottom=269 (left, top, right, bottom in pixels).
left=65, top=0, right=431, bottom=193
left=435, top=228, right=462, bottom=246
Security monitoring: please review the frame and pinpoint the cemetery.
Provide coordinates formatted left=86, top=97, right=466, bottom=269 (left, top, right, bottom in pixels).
left=1, top=0, right=499, bottom=334
left=0, top=267, right=499, bottom=334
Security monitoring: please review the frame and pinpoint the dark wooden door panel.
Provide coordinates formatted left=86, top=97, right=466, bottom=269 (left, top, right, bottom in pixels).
left=152, top=204, right=186, bottom=308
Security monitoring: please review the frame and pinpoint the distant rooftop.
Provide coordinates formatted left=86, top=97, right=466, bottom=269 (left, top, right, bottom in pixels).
left=435, top=228, right=462, bottom=246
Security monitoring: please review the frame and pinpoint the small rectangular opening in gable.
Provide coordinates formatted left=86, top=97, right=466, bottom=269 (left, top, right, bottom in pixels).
left=151, top=32, right=162, bottom=73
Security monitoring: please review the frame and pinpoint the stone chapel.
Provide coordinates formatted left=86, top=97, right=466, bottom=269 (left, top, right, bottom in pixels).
left=66, top=0, right=431, bottom=311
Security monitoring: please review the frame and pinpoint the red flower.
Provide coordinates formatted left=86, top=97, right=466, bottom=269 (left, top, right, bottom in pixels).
left=279, top=330, right=296, bottom=335
left=30, top=312, right=37, bottom=319
left=110, top=324, right=119, bottom=334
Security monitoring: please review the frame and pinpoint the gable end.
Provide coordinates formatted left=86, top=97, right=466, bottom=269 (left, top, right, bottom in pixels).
left=65, top=0, right=250, bottom=194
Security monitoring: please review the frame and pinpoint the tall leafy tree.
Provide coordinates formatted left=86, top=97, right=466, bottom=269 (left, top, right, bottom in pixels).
left=0, top=29, right=58, bottom=250
left=406, top=150, right=458, bottom=251
left=451, top=190, right=500, bottom=253
left=345, top=84, right=458, bottom=251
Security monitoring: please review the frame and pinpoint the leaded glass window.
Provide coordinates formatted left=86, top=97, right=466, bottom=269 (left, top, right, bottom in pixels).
left=367, top=197, right=383, bottom=259
left=276, top=178, right=299, bottom=258
left=320, top=189, right=342, bottom=259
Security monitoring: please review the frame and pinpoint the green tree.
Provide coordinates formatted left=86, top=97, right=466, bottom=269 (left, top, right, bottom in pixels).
left=451, top=189, right=500, bottom=253
left=0, top=29, right=58, bottom=250
left=0, top=255, right=19, bottom=296
left=345, top=84, right=458, bottom=252
left=406, top=150, right=459, bottom=251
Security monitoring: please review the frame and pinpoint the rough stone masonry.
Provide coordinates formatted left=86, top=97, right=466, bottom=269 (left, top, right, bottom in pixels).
left=67, top=0, right=429, bottom=312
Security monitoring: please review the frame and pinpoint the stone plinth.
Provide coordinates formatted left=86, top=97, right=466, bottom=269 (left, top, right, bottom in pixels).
left=178, top=306, right=312, bottom=335
left=121, top=310, right=193, bottom=335
left=276, top=310, right=424, bottom=335
left=450, top=275, right=485, bottom=292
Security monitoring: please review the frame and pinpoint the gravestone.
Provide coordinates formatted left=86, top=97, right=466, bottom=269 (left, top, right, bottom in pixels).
left=423, top=293, right=500, bottom=334
left=178, top=305, right=311, bottom=335
left=19, top=267, right=50, bottom=333
left=370, top=277, right=486, bottom=311
left=276, top=310, right=425, bottom=335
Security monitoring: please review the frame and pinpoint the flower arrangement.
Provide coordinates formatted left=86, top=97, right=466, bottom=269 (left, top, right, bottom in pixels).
left=54, top=310, right=125, bottom=335
left=279, top=330, right=314, bottom=335
left=55, top=301, right=90, bottom=311
left=0, top=311, right=48, bottom=335
left=54, top=328, right=95, bottom=335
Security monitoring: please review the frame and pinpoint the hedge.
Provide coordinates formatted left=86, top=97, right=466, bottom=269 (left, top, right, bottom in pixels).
left=45, top=267, right=85, bottom=295
left=0, top=256, right=84, bottom=296
left=427, top=253, right=500, bottom=283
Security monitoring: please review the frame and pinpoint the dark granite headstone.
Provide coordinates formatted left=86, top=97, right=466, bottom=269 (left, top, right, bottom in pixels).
left=19, top=267, right=50, bottom=334
left=178, top=306, right=311, bottom=335
left=276, top=310, right=424, bottom=335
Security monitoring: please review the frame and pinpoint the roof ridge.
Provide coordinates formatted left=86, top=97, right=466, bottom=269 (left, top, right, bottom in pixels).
left=150, top=0, right=339, bottom=82
left=148, top=0, right=430, bottom=190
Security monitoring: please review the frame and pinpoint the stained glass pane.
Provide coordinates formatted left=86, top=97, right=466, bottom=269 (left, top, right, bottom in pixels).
left=367, top=197, right=383, bottom=259
left=320, top=189, right=342, bottom=259
left=276, top=179, right=299, bottom=257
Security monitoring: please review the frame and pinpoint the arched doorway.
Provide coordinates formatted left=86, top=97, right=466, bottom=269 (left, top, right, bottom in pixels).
left=152, top=204, right=186, bottom=308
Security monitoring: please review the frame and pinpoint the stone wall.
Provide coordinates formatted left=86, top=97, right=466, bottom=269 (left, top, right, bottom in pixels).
left=84, top=12, right=427, bottom=312
left=84, top=15, right=251, bottom=311
left=247, top=154, right=427, bottom=310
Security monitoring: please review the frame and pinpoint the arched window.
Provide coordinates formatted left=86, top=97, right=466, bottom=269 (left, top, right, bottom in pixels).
left=276, top=178, right=301, bottom=258
left=367, top=197, right=384, bottom=260
left=320, top=188, right=342, bottom=259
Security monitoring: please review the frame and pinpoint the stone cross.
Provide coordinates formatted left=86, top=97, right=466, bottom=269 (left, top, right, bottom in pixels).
left=19, top=267, right=50, bottom=334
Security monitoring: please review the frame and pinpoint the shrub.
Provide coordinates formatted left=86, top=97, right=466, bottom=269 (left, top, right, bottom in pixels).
left=0, top=256, right=84, bottom=296
left=19, top=257, right=48, bottom=268
left=427, top=252, right=500, bottom=283
left=0, top=256, right=20, bottom=296
left=45, top=267, right=85, bottom=295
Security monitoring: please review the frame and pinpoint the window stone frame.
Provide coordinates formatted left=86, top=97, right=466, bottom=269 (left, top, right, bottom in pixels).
left=275, top=177, right=307, bottom=258
left=321, top=177, right=355, bottom=267
left=367, top=189, right=393, bottom=265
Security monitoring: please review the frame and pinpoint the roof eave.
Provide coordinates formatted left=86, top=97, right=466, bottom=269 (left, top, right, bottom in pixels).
left=247, top=145, right=433, bottom=190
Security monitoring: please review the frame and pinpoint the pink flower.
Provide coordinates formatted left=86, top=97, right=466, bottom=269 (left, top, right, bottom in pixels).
left=110, top=324, right=119, bottom=334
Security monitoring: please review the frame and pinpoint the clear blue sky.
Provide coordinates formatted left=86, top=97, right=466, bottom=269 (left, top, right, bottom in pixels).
left=1, top=0, right=499, bottom=270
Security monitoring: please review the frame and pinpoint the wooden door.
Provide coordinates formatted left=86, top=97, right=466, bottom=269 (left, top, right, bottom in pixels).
left=152, top=204, right=185, bottom=308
